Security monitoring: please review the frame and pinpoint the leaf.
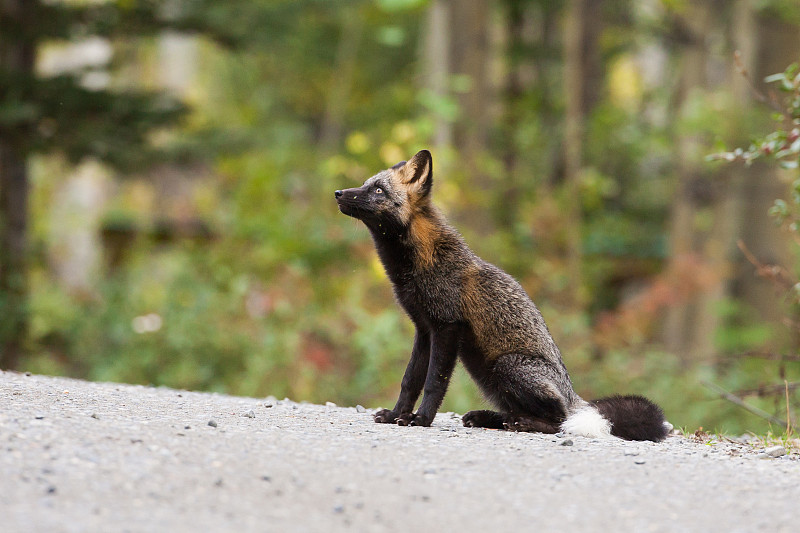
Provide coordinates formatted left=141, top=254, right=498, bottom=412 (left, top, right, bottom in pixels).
left=765, top=73, right=786, bottom=84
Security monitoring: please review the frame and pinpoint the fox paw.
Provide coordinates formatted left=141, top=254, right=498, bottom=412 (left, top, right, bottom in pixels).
left=373, top=409, right=399, bottom=423
left=396, top=412, right=433, bottom=427
left=462, top=410, right=505, bottom=429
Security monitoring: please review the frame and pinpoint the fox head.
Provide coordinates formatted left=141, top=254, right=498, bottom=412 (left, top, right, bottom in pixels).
left=335, top=149, right=433, bottom=238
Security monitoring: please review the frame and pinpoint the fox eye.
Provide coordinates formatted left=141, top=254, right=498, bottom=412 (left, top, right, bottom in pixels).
left=375, top=187, right=383, bottom=194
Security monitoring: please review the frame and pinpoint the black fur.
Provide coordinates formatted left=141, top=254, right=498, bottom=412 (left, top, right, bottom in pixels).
left=592, top=395, right=670, bottom=441
left=336, top=150, right=669, bottom=442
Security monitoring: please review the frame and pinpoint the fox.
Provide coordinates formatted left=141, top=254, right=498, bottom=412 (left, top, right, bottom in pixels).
left=335, top=149, right=670, bottom=441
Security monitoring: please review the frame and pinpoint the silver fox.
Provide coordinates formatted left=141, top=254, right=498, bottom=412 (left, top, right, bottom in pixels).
left=335, top=150, right=669, bottom=441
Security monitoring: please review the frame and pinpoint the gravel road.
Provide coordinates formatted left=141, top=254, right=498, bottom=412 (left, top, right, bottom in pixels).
left=1, top=371, right=797, bottom=533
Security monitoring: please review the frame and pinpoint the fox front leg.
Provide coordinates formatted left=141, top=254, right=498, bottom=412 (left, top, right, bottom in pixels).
left=374, top=329, right=430, bottom=424
left=396, top=323, right=460, bottom=427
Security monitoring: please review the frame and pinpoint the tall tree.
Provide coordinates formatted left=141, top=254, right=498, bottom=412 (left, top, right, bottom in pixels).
left=0, top=0, right=287, bottom=368
left=735, top=7, right=800, bottom=350
left=0, top=1, right=35, bottom=369
left=563, top=0, right=587, bottom=305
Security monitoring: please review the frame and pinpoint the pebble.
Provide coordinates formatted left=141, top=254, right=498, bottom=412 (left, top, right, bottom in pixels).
left=208, top=420, right=218, bottom=428
left=763, top=446, right=786, bottom=458
left=634, top=459, right=647, bottom=465
left=243, top=410, right=255, bottom=418
left=326, top=402, right=337, bottom=408
left=91, top=413, right=100, bottom=420
left=560, top=439, right=574, bottom=447
left=356, top=405, right=366, bottom=413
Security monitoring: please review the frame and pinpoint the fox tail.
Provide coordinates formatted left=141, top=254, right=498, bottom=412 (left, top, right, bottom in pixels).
left=560, top=394, right=671, bottom=442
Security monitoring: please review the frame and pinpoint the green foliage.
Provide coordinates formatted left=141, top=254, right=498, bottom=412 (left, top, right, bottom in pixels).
left=709, top=63, right=800, bottom=433
left=709, top=63, right=800, bottom=171
left=11, top=1, right=800, bottom=438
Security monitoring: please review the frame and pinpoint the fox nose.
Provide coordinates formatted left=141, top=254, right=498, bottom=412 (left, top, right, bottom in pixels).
left=335, top=190, right=343, bottom=199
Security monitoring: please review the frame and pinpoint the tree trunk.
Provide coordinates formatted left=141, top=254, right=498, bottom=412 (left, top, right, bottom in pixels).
left=563, top=0, right=585, bottom=305
left=734, top=10, right=800, bottom=351
left=497, top=0, right=525, bottom=230
left=686, top=0, right=756, bottom=362
left=423, top=0, right=452, bottom=152
left=661, top=2, right=711, bottom=362
left=449, top=0, right=491, bottom=154
left=0, top=142, right=29, bottom=369
left=0, top=0, right=35, bottom=369
left=319, top=6, right=364, bottom=150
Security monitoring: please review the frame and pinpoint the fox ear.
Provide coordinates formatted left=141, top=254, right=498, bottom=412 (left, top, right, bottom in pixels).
left=399, top=150, right=433, bottom=196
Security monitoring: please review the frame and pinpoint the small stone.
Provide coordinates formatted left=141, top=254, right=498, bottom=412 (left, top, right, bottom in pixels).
left=560, top=439, right=574, bottom=446
left=764, top=445, right=786, bottom=458
left=46, top=485, right=57, bottom=495
left=208, top=420, right=218, bottom=428
left=326, top=401, right=337, bottom=408
left=184, top=425, right=191, bottom=430
left=243, top=410, right=255, bottom=418
left=261, top=475, right=271, bottom=482
left=634, top=459, right=646, bottom=465
left=34, top=414, right=44, bottom=420
left=91, top=413, right=100, bottom=420
left=356, top=405, right=366, bottom=413
left=333, top=505, right=345, bottom=514
left=25, top=372, right=32, bottom=376
left=214, top=478, right=224, bottom=487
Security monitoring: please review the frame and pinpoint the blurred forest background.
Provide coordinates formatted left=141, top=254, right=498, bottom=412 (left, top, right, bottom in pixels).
left=2, top=0, right=800, bottom=435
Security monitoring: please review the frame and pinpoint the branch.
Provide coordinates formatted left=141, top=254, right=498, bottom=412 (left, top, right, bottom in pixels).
left=733, top=50, right=793, bottom=120
left=731, top=350, right=800, bottom=362
left=701, top=380, right=788, bottom=427
left=785, top=380, right=795, bottom=434
left=734, top=381, right=800, bottom=398
left=737, top=239, right=796, bottom=292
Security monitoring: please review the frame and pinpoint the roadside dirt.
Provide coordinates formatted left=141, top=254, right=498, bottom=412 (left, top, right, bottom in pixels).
left=1, top=371, right=797, bottom=532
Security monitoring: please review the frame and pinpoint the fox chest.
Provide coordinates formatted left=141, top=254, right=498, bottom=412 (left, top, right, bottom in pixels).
left=392, top=273, right=463, bottom=325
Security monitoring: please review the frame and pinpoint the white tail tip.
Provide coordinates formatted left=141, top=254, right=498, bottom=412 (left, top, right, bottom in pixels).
left=561, top=405, right=613, bottom=439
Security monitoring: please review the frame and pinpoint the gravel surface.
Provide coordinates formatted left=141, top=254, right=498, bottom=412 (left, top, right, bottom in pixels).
left=1, top=371, right=798, bottom=533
